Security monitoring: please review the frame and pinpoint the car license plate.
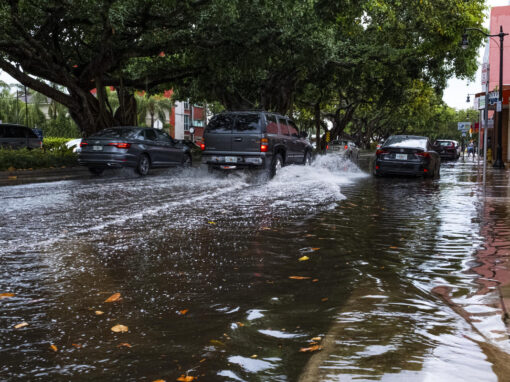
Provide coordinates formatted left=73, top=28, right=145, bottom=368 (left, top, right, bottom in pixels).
left=225, top=156, right=237, bottom=163
left=395, top=153, right=407, bottom=160
left=92, top=145, right=103, bottom=151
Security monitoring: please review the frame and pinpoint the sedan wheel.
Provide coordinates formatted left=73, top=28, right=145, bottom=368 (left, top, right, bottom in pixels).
left=88, top=167, right=104, bottom=175
left=136, top=154, right=150, bottom=176
left=182, top=154, right=192, bottom=168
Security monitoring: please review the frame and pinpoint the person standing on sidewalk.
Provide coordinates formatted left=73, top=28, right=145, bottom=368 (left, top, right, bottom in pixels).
left=467, top=140, right=475, bottom=158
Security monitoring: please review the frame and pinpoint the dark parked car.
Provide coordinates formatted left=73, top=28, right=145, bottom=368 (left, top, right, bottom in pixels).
left=374, top=135, right=440, bottom=178
left=201, top=111, right=313, bottom=178
left=326, top=139, right=360, bottom=163
left=433, top=139, right=461, bottom=160
left=0, top=123, right=42, bottom=149
left=78, top=127, right=192, bottom=175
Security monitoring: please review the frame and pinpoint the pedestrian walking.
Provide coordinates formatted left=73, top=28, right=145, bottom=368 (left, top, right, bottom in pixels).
left=467, top=140, right=475, bottom=158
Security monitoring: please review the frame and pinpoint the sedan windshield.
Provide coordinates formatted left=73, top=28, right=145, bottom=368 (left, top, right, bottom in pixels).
left=91, top=128, right=138, bottom=139
left=384, top=136, right=427, bottom=150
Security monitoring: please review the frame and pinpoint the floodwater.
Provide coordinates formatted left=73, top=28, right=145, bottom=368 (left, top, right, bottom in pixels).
left=1, top=154, right=509, bottom=381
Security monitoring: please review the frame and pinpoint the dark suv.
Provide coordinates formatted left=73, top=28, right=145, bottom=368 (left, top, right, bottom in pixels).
left=201, top=111, right=313, bottom=177
left=0, top=123, right=42, bottom=149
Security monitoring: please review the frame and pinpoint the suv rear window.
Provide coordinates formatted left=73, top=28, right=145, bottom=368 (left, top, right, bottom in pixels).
left=233, top=113, right=261, bottom=134
left=206, top=114, right=235, bottom=133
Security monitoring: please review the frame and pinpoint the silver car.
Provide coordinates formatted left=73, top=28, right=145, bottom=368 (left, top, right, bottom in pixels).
left=326, top=139, right=360, bottom=163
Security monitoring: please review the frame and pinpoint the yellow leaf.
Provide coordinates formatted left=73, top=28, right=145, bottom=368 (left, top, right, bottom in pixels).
left=50, top=344, right=58, bottom=352
left=14, top=322, right=28, bottom=329
left=179, top=309, right=189, bottom=315
left=210, top=339, right=225, bottom=347
left=104, top=293, right=121, bottom=303
left=389, top=246, right=398, bottom=249
left=236, top=322, right=245, bottom=327
left=0, top=293, right=15, bottom=299
left=312, top=279, right=319, bottom=282
left=117, top=343, right=132, bottom=348
left=95, top=310, right=104, bottom=315
left=177, top=375, right=195, bottom=381
left=251, top=354, right=258, bottom=358
left=311, top=248, right=320, bottom=251
left=299, top=345, right=322, bottom=353
left=289, top=276, right=311, bottom=280
left=208, top=221, right=216, bottom=225
left=72, top=343, right=82, bottom=349
left=111, top=324, right=128, bottom=333
left=298, top=256, right=309, bottom=262
left=152, top=380, right=166, bottom=382
left=311, top=337, right=322, bottom=342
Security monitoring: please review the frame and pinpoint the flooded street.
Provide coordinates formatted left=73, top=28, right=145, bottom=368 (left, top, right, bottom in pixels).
left=1, top=155, right=509, bottom=381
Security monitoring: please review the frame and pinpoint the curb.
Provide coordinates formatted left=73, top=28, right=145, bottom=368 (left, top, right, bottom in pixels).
left=0, top=167, right=89, bottom=186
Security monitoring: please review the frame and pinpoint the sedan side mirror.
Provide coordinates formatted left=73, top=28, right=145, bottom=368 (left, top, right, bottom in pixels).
left=299, top=131, right=308, bottom=139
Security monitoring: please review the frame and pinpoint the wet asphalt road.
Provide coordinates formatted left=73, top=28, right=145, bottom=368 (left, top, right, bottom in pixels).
left=1, top=154, right=509, bottom=381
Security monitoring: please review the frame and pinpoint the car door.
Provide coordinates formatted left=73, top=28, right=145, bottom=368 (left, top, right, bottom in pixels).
left=277, top=116, right=293, bottom=163
left=287, top=119, right=303, bottom=163
left=230, top=113, right=262, bottom=154
left=156, top=130, right=182, bottom=165
left=143, top=128, right=162, bottom=165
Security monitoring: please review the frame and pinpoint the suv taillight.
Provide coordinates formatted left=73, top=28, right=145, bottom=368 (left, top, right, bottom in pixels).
left=108, top=142, right=131, bottom=149
left=80, top=142, right=88, bottom=147
left=200, top=143, right=205, bottom=151
left=260, top=138, right=268, bottom=152
left=376, top=149, right=388, bottom=156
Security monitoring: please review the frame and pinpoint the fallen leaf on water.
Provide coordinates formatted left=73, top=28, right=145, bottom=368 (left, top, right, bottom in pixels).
left=153, top=380, right=166, bottom=382
left=298, top=256, right=309, bottom=262
left=289, top=276, right=311, bottom=280
left=208, top=221, right=217, bottom=225
left=72, top=343, right=82, bottom=348
left=199, top=358, right=206, bottom=363
left=236, top=322, right=245, bottom=327
left=117, top=343, right=132, bottom=348
left=389, top=246, right=398, bottom=249
left=177, top=375, right=195, bottom=381
left=299, top=345, right=322, bottom=353
left=311, top=248, right=320, bottom=251
left=311, top=337, right=322, bottom=342
left=210, top=339, right=225, bottom=347
left=0, top=293, right=15, bottom=299
left=50, top=344, right=58, bottom=352
left=261, top=227, right=271, bottom=230
left=95, top=310, right=104, bottom=315
left=305, top=234, right=315, bottom=237
left=321, top=298, right=328, bottom=302
left=312, top=279, right=319, bottom=282
left=7, top=176, right=17, bottom=180
left=111, top=324, right=128, bottom=333
left=178, top=309, right=189, bottom=316
left=251, top=354, right=258, bottom=358
left=14, top=322, right=28, bottom=329
left=104, top=293, right=121, bottom=303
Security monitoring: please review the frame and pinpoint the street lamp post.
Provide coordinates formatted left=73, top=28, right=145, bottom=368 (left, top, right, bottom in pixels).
left=462, top=26, right=508, bottom=168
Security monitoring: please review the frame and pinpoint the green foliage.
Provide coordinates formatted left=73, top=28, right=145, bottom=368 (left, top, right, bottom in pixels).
left=0, top=148, right=77, bottom=171
left=40, top=114, right=81, bottom=138
left=42, top=137, right=73, bottom=152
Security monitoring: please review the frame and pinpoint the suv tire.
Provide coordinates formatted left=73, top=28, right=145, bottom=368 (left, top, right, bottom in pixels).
left=269, top=153, right=283, bottom=179
left=303, top=151, right=312, bottom=166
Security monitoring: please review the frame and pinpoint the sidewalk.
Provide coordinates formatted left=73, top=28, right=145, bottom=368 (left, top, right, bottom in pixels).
left=0, top=167, right=89, bottom=186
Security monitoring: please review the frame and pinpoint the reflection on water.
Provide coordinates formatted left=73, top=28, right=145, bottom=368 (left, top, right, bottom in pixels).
left=0, top=156, right=508, bottom=381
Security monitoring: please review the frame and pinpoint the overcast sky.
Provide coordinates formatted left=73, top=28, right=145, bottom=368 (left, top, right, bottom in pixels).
left=1, top=1, right=507, bottom=111
left=443, top=0, right=510, bottom=109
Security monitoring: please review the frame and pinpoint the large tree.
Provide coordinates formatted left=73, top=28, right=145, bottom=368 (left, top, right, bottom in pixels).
left=0, top=0, right=210, bottom=136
